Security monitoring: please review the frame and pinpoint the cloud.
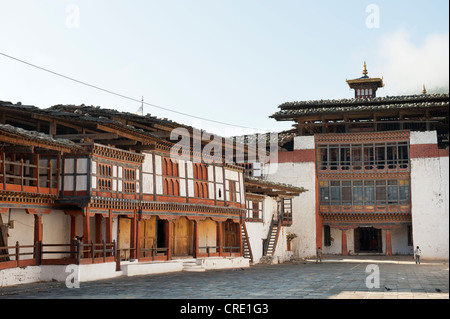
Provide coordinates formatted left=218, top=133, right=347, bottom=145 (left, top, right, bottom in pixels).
left=376, top=29, right=449, bottom=95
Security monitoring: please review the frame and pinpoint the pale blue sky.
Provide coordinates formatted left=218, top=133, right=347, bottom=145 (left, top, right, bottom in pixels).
left=0, top=0, right=448, bottom=135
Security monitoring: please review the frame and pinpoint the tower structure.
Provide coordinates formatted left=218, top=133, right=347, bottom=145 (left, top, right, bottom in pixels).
left=346, top=62, right=384, bottom=98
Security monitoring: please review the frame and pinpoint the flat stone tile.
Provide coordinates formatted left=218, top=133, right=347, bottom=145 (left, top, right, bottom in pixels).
left=1, top=258, right=448, bottom=300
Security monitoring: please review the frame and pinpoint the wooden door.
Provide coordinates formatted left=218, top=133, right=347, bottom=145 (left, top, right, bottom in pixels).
left=172, top=217, right=193, bottom=256
left=118, top=217, right=131, bottom=260
left=223, top=220, right=239, bottom=251
left=140, top=217, right=156, bottom=257
left=199, top=219, right=217, bottom=254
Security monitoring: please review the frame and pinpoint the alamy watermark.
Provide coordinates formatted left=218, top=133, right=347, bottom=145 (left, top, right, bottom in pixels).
left=365, top=264, right=380, bottom=289
left=66, top=3, right=80, bottom=29
left=365, top=4, right=380, bottom=29
left=65, top=264, right=80, bottom=289
left=169, top=127, right=279, bottom=175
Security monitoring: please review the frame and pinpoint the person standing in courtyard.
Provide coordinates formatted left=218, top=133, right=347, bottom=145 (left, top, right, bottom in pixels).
left=414, top=246, right=422, bottom=264
left=316, top=247, right=323, bottom=264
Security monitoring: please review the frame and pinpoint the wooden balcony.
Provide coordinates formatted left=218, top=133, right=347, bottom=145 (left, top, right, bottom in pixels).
left=0, top=158, right=58, bottom=197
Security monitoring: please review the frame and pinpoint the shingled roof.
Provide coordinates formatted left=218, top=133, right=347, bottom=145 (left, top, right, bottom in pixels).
left=271, top=93, right=449, bottom=120
left=0, top=123, right=81, bottom=153
left=245, top=176, right=307, bottom=197
left=233, top=129, right=297, bottom=150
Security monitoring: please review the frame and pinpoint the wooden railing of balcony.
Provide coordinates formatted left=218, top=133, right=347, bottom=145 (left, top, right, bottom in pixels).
left=0, top=158, right=58, bottom=196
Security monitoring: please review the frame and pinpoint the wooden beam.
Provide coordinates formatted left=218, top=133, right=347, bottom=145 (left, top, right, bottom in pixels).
left=150, top=131, right=173, bottom=138
left=129, top=144, right=157, bottom=151
left=32, top=115, right=86, bottom=132
left=96, top=124, right=149, bottom=143
left=55, top=133, right=119, bottom=140
left=1, top=146, right=34, bottom=153
left=123, top=120, right=160, bottom=132
left=109, top=139, right=138, bottom=146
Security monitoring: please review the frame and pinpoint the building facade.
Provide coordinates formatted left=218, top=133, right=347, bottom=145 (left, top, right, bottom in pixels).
left=0, top=100, right=303, bottom=287
left=268, top=64, right=449, bottom=260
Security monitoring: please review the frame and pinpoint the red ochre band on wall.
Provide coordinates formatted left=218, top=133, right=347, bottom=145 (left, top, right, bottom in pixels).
left=410, top=144, right=449, bottom=159
left=276, top=149, right=316, bottom=163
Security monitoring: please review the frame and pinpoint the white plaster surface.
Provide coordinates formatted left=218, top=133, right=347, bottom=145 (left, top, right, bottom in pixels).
left=411, top=155, right=449, bottom=260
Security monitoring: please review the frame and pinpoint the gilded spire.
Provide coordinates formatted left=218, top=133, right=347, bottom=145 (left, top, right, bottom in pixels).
left=362, top=61, right=368, bottom=76
left=422, top=84, right=427, bottom=94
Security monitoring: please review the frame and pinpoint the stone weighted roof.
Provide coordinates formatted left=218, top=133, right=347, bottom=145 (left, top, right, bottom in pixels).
left=245, top=176, right=307, bottom=197
left=0, top=123, right=81, bottom=152
left=271, top=93, right=449, bottom=119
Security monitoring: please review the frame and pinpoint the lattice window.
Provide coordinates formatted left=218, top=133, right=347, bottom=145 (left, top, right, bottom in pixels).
left=98, top=163, right=112, bottom=177
left=319, top=179, right=410, bottom=208
left=317, top=142, right=410, bottom=172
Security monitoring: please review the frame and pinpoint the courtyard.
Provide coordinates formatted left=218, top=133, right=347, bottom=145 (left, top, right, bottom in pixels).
left=0, top=256, right=447, bottom=300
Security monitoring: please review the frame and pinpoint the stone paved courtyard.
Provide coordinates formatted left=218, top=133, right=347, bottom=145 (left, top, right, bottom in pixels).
left=0, top=256, right=448, bottom=300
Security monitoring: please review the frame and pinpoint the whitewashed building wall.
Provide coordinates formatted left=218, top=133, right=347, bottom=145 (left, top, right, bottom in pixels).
left=410, top=131, right=449, bottom=260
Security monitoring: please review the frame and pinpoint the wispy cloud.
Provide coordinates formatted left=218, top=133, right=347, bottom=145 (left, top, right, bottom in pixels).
left=376, top=29, right=449, bottom=95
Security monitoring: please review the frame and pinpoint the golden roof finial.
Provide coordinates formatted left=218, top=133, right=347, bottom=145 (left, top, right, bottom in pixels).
left=422, top=84, right=427, bottom=94
left=362, top=61, right=368, bottom=76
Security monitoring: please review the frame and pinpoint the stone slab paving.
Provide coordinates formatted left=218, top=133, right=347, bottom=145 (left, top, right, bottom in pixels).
left=0, top=256, right=448, bottom=300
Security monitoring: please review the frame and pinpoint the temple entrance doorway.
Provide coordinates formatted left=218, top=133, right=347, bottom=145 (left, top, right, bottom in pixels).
left=355, top=227, right=382, bottom=253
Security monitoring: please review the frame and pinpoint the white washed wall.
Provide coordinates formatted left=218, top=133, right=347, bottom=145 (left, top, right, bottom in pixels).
left=265, top=136, right=316, bottom=258
left=410, top=131, right=449, bottom=260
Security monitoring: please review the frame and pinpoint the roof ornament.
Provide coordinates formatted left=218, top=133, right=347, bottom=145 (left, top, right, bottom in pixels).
left=362, top=61, right=368, bottom=76
left=422, top=84, right=427, bottom=94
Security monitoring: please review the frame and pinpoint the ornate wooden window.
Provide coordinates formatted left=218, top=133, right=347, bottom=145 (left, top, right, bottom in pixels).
left=163, top=158, right=179, bottom=177
left=319, top=179, right=410, bottom=212
left=193, top=163, right=208, bottom=180
left=317, top=142, right=410, bottom=173
left=98, top=178, right=112, bottom=191
left=162, top=157, right=179, bottom=196
left=194, top=181, right=208, bottom=198
left=97, top=163, right=112, bottom=191
left=246, top=199, right=263, bottom=220
left=281, top=198, right=293, bottom=225
left=98, top=163, right=112, bottom=177
left=164, top=177, right=179, bottom=196
left=193, top=163, right=209, bottom=198
left=364, top=181, right=375, bottom=205
left=229, top=181, right=237, bottom=202
left=123, top=168, right=136, bottom=193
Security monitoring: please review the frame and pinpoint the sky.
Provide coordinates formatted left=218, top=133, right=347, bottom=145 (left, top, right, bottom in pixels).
left=0, top=0, right=448, bottom=137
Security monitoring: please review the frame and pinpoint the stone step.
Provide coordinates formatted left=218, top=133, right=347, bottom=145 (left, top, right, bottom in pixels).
left=182, top=261, right=205, bottom=272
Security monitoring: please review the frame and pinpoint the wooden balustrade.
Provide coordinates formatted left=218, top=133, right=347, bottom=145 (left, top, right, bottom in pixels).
left=0, top=240, right=117, bottom=270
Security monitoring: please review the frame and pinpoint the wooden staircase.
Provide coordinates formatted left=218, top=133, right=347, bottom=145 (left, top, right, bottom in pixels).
left=263, top=220, right=280, bottom=257
left=240, top=222, right=253, bottom=263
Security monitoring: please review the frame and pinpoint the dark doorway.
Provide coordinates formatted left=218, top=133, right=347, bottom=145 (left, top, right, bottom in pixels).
left=355, top=227, right=382, bottom=253
left=157, top=219, right=166, bottom=248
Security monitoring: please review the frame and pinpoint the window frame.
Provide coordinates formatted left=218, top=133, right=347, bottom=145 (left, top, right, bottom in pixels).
left=317, top=142, right=410, bottom=173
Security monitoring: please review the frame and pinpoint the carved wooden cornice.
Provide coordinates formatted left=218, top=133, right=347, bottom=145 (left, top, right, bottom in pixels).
left=88, top=197, right=245, bottom=219
left=317, top=171, right=410, bottom=180
left=321, top=212, right=412, bottom=225
left=315, top=130, right=410, bottom=144
left=88, top=143, right=145, bottom=163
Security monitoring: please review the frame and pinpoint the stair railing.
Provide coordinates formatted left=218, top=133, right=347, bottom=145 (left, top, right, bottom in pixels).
left=241, top=221, right=253, bottom=263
